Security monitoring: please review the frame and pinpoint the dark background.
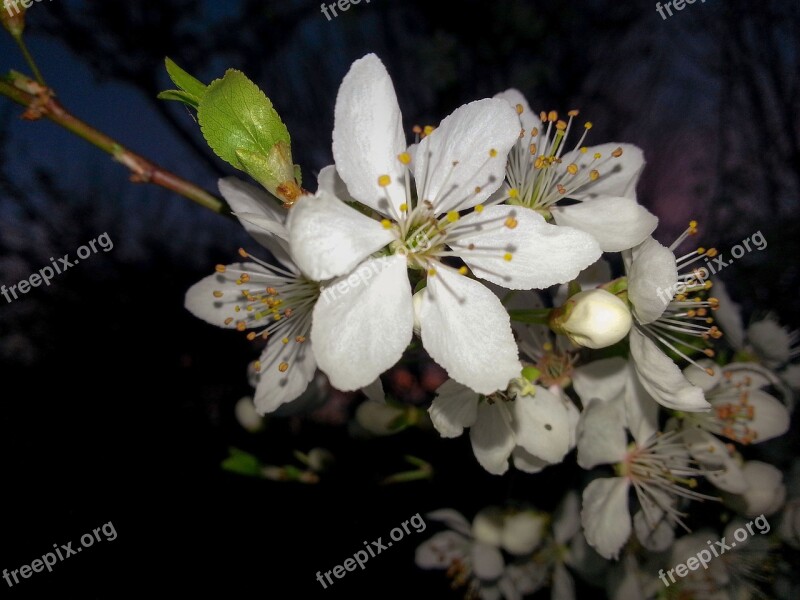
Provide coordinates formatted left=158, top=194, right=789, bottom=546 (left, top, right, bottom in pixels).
left=0, top=0, right=798, bottom=597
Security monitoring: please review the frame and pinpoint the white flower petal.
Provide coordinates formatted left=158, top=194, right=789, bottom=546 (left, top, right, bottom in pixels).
left=572, top=357, right=629, bottom=404
left=712, top=388, right=789, bottom=443
left=429, top=379, right=480, bottom=438
left=627, top=237, right=678, bottom=324
left=415, top=99, right=520, bottom=214
left=185, top=262, right=274, bottom=328
left=252, top=337, right=316, bottom=414
left=710, top=278, right=744, bottom=350
left=624, top=365, right=660, bottom=446
left=218, top=178, right=295, bottom=266
left=748, top=319, right=791, bottom=367
left=494, top=88, right=542, bottom=136
left=576, top=398, right=627, bottom=469
left=682, top=359, right=722, bottom=391
left=511, top=447, right=548, bottom=474
left=426, top=508, right=473, bottom=537
left=472, top=542, right=506, bottom=581
left=454, top=205, right=601, bottom=290
left=415, top=530, right=470, bottom=569
left=470, top=402, right=516, bottom=475
left=561, top=143, right=645, bottom=200
left=633, top=507, right=674, bottom=552
left=725, top=460, right=786, bottom=517
left=310, top=255, right=413, bottom=391
left=332, top=54, right=407, bottom=217
left=316, top=165, right=353, bottom=201
left=552, top=563, right=576, bottom=600
left=552, top=196, right=658, bottom=252
left=514, top=388, right=571, bottom=464
left=553, top=491, right=581, bottom=545
left=287, top=190, right=394, bottom=281
left=581, top=477, right=632, bottom=559
left=629, top=327, right=710, bottom=411
left=420, top=265, right=521, bottom=394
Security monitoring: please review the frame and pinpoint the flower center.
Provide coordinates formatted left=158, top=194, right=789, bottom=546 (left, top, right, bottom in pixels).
left=502, top=108, right=625, bottom=212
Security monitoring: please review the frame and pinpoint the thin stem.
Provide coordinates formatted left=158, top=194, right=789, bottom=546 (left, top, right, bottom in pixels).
left=0, top=72, right=229, bottom=216
left=13, top=34, right=45, bottom=86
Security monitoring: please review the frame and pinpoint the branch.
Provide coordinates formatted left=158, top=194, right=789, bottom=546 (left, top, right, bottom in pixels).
left=0, top=72, right=229, bottom=216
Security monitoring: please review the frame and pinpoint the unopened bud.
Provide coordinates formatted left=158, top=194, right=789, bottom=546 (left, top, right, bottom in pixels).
left=549, top=289, right=632, bottom=349
left=1, top=0, right=26, bottom=37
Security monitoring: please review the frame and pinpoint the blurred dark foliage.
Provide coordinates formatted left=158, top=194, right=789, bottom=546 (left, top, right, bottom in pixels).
left=0, top=0, right=798, bottom=597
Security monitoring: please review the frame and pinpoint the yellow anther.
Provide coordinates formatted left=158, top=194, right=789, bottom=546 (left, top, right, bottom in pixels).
left=474, top=186, right=482, bottom=194
left=447, top=211, right=460, bottom=223
left=282, top=337, right=289, bottom=344
left=706, top=248, right=718, bottom=257
left=590, top=170, right=600, bottom=181
left=548, top=110, right=558, bottom=121
left=612, top=147, right=623, bottom=158
left=215, top=264, right=227, bottom=273
left=580, top=146, right=588, bottom=153
left=458, top=266, right=468, bottom=275
left=697, top=247, right=706, bottom=254
left=489, top=148, right=498, bottom=157
left=423, top=125, right=435, bottom=136
left=568, top=109, right=580, bottom=117
left=224, top=317, right=234, bottom=326
left=253, top=361, right=262, bottom=373
left=246, top=332, right=257, bottom=341
left=381, top=219, right=393, bottom=229
left=584, top=122, right=593, bottom=130
left=504, top=217, right=518, bottom=229
left=279, top=362, right=289, bottom=373
left=213, top=290, right=223, bottom=298
left=399, top=203, right=408, bottom=212
left=540, top=111, right=548, bottom=122
left=556, top=120, right=567, bottom=130
left=530, top=128, right=539, bottom=137
left=503, top=252, right=513, bottom=262
left=240, top=273, right=250, bottom=283
left=593, top=152, right=602, bottom=159
left=516, top=103, right=524, bottom=115
left=428, top=268, right=437, bottom=277
left=474, top=204, right=484, bottom=213
left=238, top=248, right=249, bottom=258
left=534, top=156, right=546, bottom=169
left=529, top=143, right=537, bottom=155
left=508, top=188, right=519, bottom=199
left=236, top=321, right=247, bottom=332
left=378, top=174, right=392, bottom=187
left=567, top=163, right=578, bottom=175
left=398, top=152, right=412, bottom=165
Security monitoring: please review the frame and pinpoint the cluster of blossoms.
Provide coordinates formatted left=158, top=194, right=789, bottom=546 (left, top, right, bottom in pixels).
left=184, top=54, right=798, bottom=598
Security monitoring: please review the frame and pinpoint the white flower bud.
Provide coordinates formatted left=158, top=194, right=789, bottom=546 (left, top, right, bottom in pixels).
left=501, top=511, right=546, bottom=555
left=355, top=400, right=404, bottom=436
left=472, top=507, right=504, bottom=547
left=552, top=289, right=632, bottom=349
left=234, top=396, right=264, bottom=433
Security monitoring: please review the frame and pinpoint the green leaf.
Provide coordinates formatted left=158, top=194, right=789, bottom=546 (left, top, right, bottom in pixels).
left=221, top=447, right=263, bottom=478
left=160, top=58, right=208, bottom=109
left=197, top=69, right=295, bottom=194
left=157, top=89, right=200, bottom=109
left=165, top=57, right=207, bottom=98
